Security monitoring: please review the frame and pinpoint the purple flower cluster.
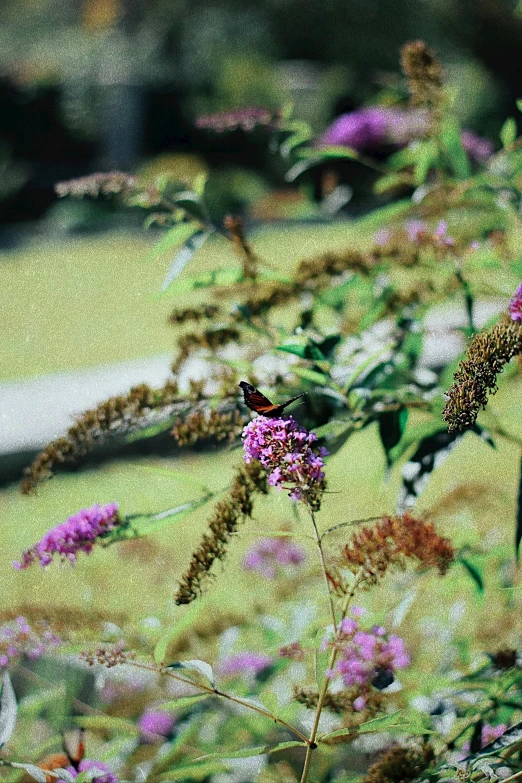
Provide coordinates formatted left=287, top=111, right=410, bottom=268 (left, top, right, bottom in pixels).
left=59, top=760, right=118, bottom=783
left=242, top=416, right=327, bottom=503
left=243, top=537, right=306, bottom=579
left=138, top=709, right=177, bottom=743
left=0, top=616, right=61, bottom=668
left=324, top=609, right=410, bottom=711
left=509, top=283, right=522, bottom=322
left=13, top=503, right=120, bottom=569
left=219, top=651, right=273, bottom=679
left=321, top=106, right=493, bottom=162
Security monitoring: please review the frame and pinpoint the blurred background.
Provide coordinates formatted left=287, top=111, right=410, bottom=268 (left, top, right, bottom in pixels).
left=2, top=0, right=522, bottom=235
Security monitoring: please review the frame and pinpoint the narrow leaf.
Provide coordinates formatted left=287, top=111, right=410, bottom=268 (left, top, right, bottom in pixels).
left=71, top=715, right=139, bottom=735
left=398, top=429, right=462, bottom=512
left=458, top=556, right=485, bottom=594
left=197, top=741, right=305, bottom=761
left=165, top=659, right=215, bottom=688
left=160, top=229, right=213, bottom=294
left=285, top=158, right=322, bottom=182
left=440, top=118, right=471, bottom=179
left=516, top=454, right=522, bottom=560
left=0, top=671, right=17, bottom=747
left=14, top=764, right=47, bottom=783
left=147, top=222, right=198, bottom=260
left=156, top=761, right=229, bottom=781
left=500, top=117, right=517, bottom=148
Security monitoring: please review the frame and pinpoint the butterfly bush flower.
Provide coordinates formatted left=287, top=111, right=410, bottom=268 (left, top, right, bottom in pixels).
left=138, top=709, right=177, bottom=743
left=0, top=616, right=61, bottom=667
left=509, top=283, right=522, bottom=322
left=219, top=651, right=273, bottom=679
left=243, top=537, right=306, bottom=579
left=323, top=611, right=410, bottom=711
left=242, top=416, right=328, bottom=510
left=13, top=503, right=120, bottom=569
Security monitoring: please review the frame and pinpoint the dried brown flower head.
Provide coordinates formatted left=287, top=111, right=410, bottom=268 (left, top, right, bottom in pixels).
left=293, top=685, right=384, bottom=716
left=443, top=313, right=522, bottom=432
left=172, top=327, right=241, bottom=372
left=362, top=742, right=435, bottom=783
left=175, top=460, right=268, bottom=605
left=168, top=304, right=220, bottom=325
left=401, top=40, right=444, bottom=115
left=21, top=381, right=180, bottom=493
left=330, top=513, right=454, bottom=590
left=491, top=648, right=518, bottom=670
left=172, top=408, right=246, bottom=446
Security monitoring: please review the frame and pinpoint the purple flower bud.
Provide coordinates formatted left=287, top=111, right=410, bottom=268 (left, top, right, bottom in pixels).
left=509, top=283, right=522, bottom=322
left=138, top=710, right=176, bottom=743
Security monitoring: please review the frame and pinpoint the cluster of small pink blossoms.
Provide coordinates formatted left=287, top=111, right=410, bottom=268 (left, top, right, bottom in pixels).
left=0, top=616, right=61, bottom=668
left=13, top=503, right=120, bottom=569
left=242, top=416, right=328, bottom=507
left=219, top=651, right=273, bottom=679
left=323, top=608, right=410, bottom=711
left=509, top=283, right=522, bottom=322
left=243, top=537, right=306, bottom=578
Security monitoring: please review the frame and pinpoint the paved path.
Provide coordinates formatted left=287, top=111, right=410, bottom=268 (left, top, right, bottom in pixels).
left=0, top=353, right=174, bottom=456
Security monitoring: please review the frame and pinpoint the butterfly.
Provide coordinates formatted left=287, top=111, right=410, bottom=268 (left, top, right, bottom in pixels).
left=22, top=729, right=85, bottom=783
left=239, top=381, right=305, bottom=417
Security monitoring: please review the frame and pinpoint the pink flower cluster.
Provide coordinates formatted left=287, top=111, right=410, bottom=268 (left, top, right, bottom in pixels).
left=243, top=537, right=306, bottom=579
left=509, top=283, right=522, bottom=322
left=138, top=709, right=177, bottom=743
left=13, top=503, right=120, bottom=569
left=242, top=416, right=327, bottom=503
left=0, top=616, right=61, bottom=668
left=58, top=760, right=118, bottom=783
left=324, top=609, right=410, bottom=711
left=219, top=651, right=273, bottom=679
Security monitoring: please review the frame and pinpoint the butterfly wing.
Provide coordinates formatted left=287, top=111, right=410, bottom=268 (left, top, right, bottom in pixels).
left=238, top=382, right=278, bottom=415
left=279, top=393, right=305, bottom=411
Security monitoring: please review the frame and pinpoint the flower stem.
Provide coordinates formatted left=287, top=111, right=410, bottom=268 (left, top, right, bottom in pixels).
left=308, top=506, right=337, bottom=629
left=299, top=570, right=364, bottom=783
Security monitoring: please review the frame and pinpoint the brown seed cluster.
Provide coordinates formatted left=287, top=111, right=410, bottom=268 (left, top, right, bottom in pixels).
left=330, top=513, right=454, bottom=591
left=401, top=40, right=444, bottom=116
left=172, top=327, right=241, bottom=372
left=172, top=408, right=246, bottom=446
left=80, top=642, right=136, bottom=668
left=293, top=686, right=384, bottom=716
left=174, top=460, right=268, bottom=605
left=21, top=381, right=179, bottom=493
left=55, top=172, right=138, bottom=199
left=362, top=742, right=435, bottom=783
left=168, top=304, right=220, bottom=324
left=443, top=313, right=522, bottom=432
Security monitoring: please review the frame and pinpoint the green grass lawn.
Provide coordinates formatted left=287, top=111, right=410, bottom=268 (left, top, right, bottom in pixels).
left=2, top=216, right=520, bottom=646
left=0, top=221, right=382, bottom=381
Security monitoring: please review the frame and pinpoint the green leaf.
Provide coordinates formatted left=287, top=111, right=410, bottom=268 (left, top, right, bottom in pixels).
left=440, top=118, right=471, bottom=179
left=291, top=366, right=332, bottom=386
left=279, top=121, right=313, bottom=158
left=197, top=741, right=305, bottom=761
left=156, top=761, right=229, bottom=781
left=13, top=764, right=47, bottom=783
left=0, top=671, right=17, bottom=747
left=154, top=602, right=204, bottom=665
left=159, top=694, right=210, bottom=712
left=413, top=140, right=438, bottom=186
left=71, top=714, right=139, bottom=735
left=458, top=556, right=485, bottom=594
left=379, top=408, right=409, bottom=468
left=172, top=191, right=210, bottom=224
left=313, top=419, right=353, bottom=455
left=160, top=229, right=213, bottom=294
left=276, top=343, right=326, bottom=361
left=373, top=173, right=409, bottom=195
left=258, top=688, right=278, bottom=713
left=320, top=709, right=431, bottom=741
left=147, top=222, right=198, bottom=261
left=500, top=117, right=517, bottom=148
left=300, top=145, right=359, bottom=160
left=170, top=267, right=243, bottom=296
left=165, top=659, right=215, bottom=688
left=124, top=494, right=213, bottom=539
left=285, top=158, right=323, bottom=182
left=124, top=414, right=180, bottom=444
